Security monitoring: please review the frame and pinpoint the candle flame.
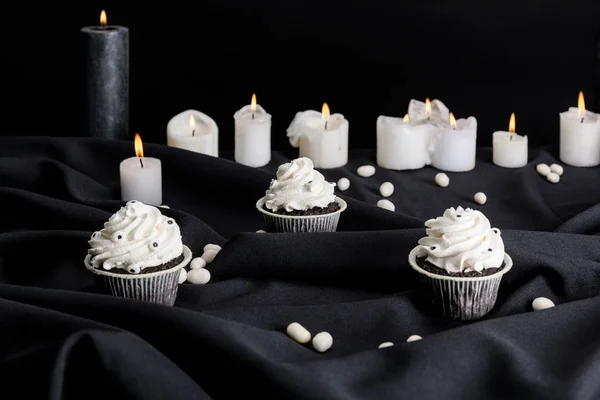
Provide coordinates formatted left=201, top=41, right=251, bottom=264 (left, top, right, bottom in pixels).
left=425, top=98, right=431, bottom=118
left=508, top=113, right=516, bottom=133
left=100, top=10, right=107, bottom=25
left=250, top=93, right=257, bottom=113
left=578, top=91, right=585, bottom=118
left=189, top=114, right=196, bottom=130
left=449, top=112, right=457, bottom=129
left=321, top=102, right=330, bottom=120
left=403, top=114, right=409, bottom=123
left=134, top=133, right=144, bottom=158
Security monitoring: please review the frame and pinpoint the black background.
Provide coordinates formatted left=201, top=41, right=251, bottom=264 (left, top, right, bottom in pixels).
left=1, top=1, right=600, bottom=150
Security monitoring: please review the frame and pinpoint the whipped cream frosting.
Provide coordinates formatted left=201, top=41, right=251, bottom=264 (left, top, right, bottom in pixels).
left=88, top=201, right=183, bottom=274
left=261, top=157, right=336, bottom=212
left=416, top=206, right=504, bottom=273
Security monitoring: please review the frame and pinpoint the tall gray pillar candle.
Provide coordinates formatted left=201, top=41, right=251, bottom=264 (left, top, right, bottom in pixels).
left=81, top=11, right=129, bottom=140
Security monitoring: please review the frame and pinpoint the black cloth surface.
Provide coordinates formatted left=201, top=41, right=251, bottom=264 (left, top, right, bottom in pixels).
left=2, top=137, right=600, bottom=399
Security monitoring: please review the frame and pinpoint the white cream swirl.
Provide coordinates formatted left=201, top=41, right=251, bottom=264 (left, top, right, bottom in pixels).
left=262, top=157, right=336, bottom=212
left=416, top=206, right=504, bottom=273
left=87, top=201, right=183, bottom=274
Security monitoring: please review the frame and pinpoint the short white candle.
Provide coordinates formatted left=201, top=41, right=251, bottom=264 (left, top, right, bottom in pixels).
left=167, top=110, right=219, bottom=157
left=559, top=91, right=600, bottom=167
left=430, top=112, right=478, bottom=172
left=287, top=103, right=348, bottom=169
left=408, top=98, right=449, bottom=123
left=120, top=133, right=162, bottom=206
left=493, top=113, right=528, bottom=168
left=234, top=94, right=272, bottom=167
left=376, top=114, right=429, bottom=170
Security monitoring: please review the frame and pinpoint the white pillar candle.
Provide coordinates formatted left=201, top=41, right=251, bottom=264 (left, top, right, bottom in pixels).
left=286, top=103, right=348, bottom=169
left=493, top=113, right=528, bottom=168
left=559, top=91, right=600, bottom=167
left=376, top=114, right=429, bottom=170
left=120, top=134, right=162, bottom=206
left=430, top=113, right=478, bottom=172
left=167, top=110, right=219, bottom=157
left=234, top=94, right=272, bottom=167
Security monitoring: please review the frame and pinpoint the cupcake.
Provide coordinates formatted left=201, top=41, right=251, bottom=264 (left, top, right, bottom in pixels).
left=84, top=200, right=192, bottom=306
left=408, top=206, right=513, bottom=320
left=256, top=157, right=346, bottom=232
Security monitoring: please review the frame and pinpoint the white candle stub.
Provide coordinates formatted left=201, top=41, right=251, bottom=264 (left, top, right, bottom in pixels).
left=532, top=297, right=555, bottom=311
left=234, top=96, right=272, bottom=167
left=536, top=163, right=551, bottom=177
left=187, top=268, right=211, bottom=285
left=120, top=134, right=162, bottom=206
left=474, top=192, right=487, bottom=205
left=547, top=173, right=560, bottom=184
left=190, top=257, right=207, bottom=270
left=167, top=110, right=219, bottom=157
left=550, top=164, right=564, bottom=176
left=286, top=322, right=311, bottom=344
left=560, top=93, right=600, bottom=167
left=178, top=268, right=188, bottom=284
left=430, top=115, right=478, bottom=172
left=380, top=182, right=394, bottom=197
left=406, top=335, right=422, bottom=342
left=312, top=332, right=333, bottom=353
left=357, top=165, right=376, bottom=177
left=435, top=173, right=450, bottom=188
left=378, top=342, right=394, bottom=349
left=492, top=134, right=528, bottom=168
left=376, top=115, right=430, bottom=170
left=377, top=199, right=395, bottom=212
left=337, top=177, right=350, bottom=191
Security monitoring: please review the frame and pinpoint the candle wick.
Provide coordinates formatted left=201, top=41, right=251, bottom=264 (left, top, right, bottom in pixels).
left=510, top=134, right=513, bottom=141
left=139, top=158, right=144, bottom=168
left=325, top=121, right=328, bottom=130
left=252, top=113, right=255, bottom=120
left=581, top=118, right=585, bottom=123
left=192, top=129, right=195, bottom=137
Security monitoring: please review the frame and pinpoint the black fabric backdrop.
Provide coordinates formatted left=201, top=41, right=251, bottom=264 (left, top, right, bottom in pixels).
left=2, top=137, right=600, bottom=399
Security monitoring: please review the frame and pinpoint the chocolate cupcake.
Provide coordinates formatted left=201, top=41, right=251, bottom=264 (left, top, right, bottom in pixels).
left=408, top=206, right=513, bottom=320
left=256, top=157, right=346, bottom=232
left=84, top=200, right=191, bottom=305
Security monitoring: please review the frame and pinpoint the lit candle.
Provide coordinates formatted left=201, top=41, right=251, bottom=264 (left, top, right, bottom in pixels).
left=376, top=113, right=430, bottom=170
left=287, top=103, right=349, bottom=169
left=120, top=134, right=162, bottom=206
left=430, top=112, right=478, bottom=172
left=560, top=91, right=600, bottom=167
left=166, top=110, right=219, bottom=157
left=492, top=113, right=528, bottom=168
left=408, top=98, right=450, bottom=122
left=81, top=10, right=129, bottom=140
left=234, top=94, right=272, bottom=167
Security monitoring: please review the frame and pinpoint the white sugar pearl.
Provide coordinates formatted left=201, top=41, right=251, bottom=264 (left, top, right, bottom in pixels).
left=377, top=199, right=395, bottom=212
left=201, top=249, right=219, bottom=264
left=159, top=205, right=170, bottom=209
left=337, top=177, right=350, bottom=191
left=435, top=173, right=449, bottom=188
left=550, top=164, right=564, bottom=176
left=256, top=229, right=266, bottom=233
left=203, top=243, right=222, bottom=253
left=187, top=268, right=211, bottom=285
left=190, top=257, right=207, bottom=270
left=532, top=297, right=555, bottom=311
left=474, top=192, right=487, bottom=205
left=357, top=165, right=376, bottom=177
left=312, top=332, right=333, bottom=353
left=547, top=173, right=560, bottom=184
left=178, top=268, right=188, bottom=284
left=380, top=182, right=394, bottom=197
left=406, top=335, right=422, bottom=342
left=286, top=322, right=311, bottom=344
left=378, top=342, right=394, bottom=349
left=536, top=163, right=551, bottom=177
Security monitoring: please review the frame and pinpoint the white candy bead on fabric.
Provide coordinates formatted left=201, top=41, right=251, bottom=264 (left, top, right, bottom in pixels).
left=474, top=192, right=487, bottom=205
left=435, top=173, right=449, bottom=188
left=159, top=205, right=170, bottom=209
left=312, top=332, right=333, bottom=353
left=532, top=297, right=555, bottom=311
left=178, top=268, right=188, bottom=284
left=357, top=165, right=376, bottom=177
left=187, top=268, right=211, bottom=285
left=380, top=182, right=394, bottom=197
left=550, top=163, right=564, bottom=176
left=204, top=243, right=222, bottom=253
left=286, top=322, right=311, bottom=344
left=190, top=257, right=207, bottom=270
left=377, top=199, right=395, bottom=212
left=406, top=335, right=422, bottom=342
left=547, top=173, right=560, bottom=183
left=378, top=342, right=394, bottom=349
left=536, top=163, right=551, bottom=177
left=256, top=229, right=266, bottom=233
left=337, top=177, right=350, bottom=191
left=201, top=249, right=219, bottom=264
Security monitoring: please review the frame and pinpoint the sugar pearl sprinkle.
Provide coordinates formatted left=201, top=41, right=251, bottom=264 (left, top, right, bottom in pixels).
left=550, top=164, right=564, bottom=176
left=474, top=192, right=487, bottom=205
left=380, top=182, right=394, bottom=198
left=532, top=297, right=555, bottom=311
left=312, top=332, right=333, bottom=353
left=377, top=199, right=395, bottom=212
left=378, top=342, right=394, bottom=349
left=435, top=173, right=449, bottom=188
left=178, top=268, right=188, bottom=284
left=536, top=163, right=551, bottom=177
left=357, top=165, right=376, bottom=177
left=286, top=322, right=311, bottom=344
left=187, top=268, right=211, bottom=285
left=337, top=177, right=350, bottom=191
left=406, top=335, right=422, bottom=342
left=256, top=229, right=266, bottom=233
left=547, top=173, right=560, bottom=184
left=190, top=257, right=207, bottom=270
left=204, top=244, right=222, bottom=253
